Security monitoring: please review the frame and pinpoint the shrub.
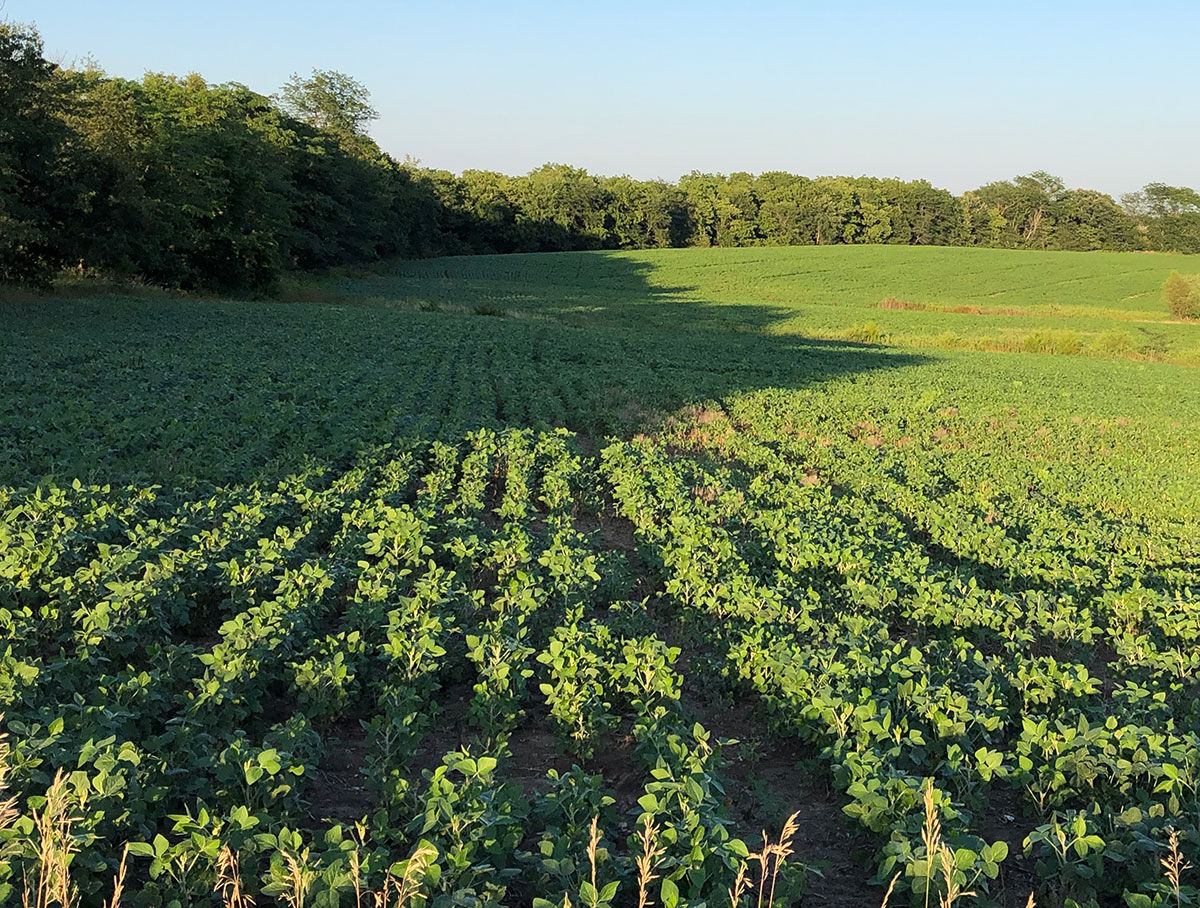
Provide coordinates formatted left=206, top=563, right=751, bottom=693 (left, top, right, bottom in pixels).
left=1021, top=329, right=1081, bottom=355
left=1163, top=271, right=1200, bottom=320
left=1090, top=329, right=1136, bottom=357
left=844, top=320, right=885, bottom=344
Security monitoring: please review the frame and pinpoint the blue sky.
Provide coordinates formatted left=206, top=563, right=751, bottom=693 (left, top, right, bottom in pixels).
left=12, top=1, right=1199, bottom=196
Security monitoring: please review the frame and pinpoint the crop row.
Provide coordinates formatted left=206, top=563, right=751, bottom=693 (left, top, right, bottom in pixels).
left=2, top=405, right=1198, bottom=906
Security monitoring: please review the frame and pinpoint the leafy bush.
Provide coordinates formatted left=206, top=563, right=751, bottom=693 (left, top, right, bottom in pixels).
left=844, top=320, right=885, bottom=344
left=1021, top=329, right=1082, bottom=355
left=1162, top=270, right=1200, bottom=319
left=1090, top=329, right=1136, bottom=357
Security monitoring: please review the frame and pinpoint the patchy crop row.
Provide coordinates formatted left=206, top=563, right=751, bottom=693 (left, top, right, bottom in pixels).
left=600, top=388, right=1200, bottom=905
left=2, top=396, right=1199, bottom=906
left=0, top=429, right=830, bottom=908
left=3, top=262, right=1200, bottom=907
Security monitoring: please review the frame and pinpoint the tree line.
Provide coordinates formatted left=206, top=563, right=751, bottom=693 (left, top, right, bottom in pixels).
left=3, top=21, right=1198, bottom=292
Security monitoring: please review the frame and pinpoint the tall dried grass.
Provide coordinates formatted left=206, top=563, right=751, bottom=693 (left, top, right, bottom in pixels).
left=24, top=771, right=80, bottom=908
left=634, top=819, right=665, bottom=908
left=216, top=845, right=253, bottom=908
left=1161, top=826, right=1192, bottom=908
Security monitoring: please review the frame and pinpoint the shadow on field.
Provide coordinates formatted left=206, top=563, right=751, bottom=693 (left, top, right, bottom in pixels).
left=1, top=251, right=927, bottom=487
left=319, top=247, right=814, bottom=332
left=1, top=254, right=922, bottom=906
left=311, top=246, right=931, bottom=419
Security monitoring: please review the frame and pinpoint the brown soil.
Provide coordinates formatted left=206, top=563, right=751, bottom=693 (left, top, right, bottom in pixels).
left=307, top=717, right=374, bottom=825
left=409, top=680, right=474, bottom=775
left=684, top=695, right=881, bottom=907
left=573, top=497, right=660, bottom=602
left=501, top=702, right=647, bottom=837
left=574, top=509, right=639, bottom=554
left=573, top=431, right=599, bottom=459
left=973, top=785, right=1040, bottom=908
left=502, top=711, right=575, bottom=796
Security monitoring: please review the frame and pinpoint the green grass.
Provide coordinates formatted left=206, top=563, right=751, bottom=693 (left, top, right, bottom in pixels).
left=309, top=245, right=1200, bottom=364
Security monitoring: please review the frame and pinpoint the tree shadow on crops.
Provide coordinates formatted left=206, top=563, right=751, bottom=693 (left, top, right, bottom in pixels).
left=312, top=245, right=929, bottom=418
left=0, top=249, right=927, bottom=488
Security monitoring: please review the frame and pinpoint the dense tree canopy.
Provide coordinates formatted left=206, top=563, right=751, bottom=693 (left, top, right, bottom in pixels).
left=0, top=22, right=71, bottom=284
left=1121, top=184, right=1200, bottom=254
left=279, top=69, right=379, bottom=140
left=0, top=20, right=1195, bottom=292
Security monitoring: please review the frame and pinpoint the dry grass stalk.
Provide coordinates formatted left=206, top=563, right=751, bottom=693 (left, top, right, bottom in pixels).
left=351, top=848, right=363, bottom=908
left=26, top=770, right=80, bottom=908
left=586, top=814, right=600, bottom=895
left=216, top=845, right=253, bottom=908
left=727, top=861, right=749, bottom=908
left=921, top=781, right=942, bottom=908
left=748, top=832, right=769, bottom=908
left=634, top=820, right=664, bottom=908
left=103, top=845, right=129, bottom=908
left=1024, top=895, right=1035, bottom=908
left=0, top=785, right=14, bottom=834
left=1, top=714, right=20, bottom=900
left=766, top=811, right=800, bottom=908
left=281, top=850, right=315, bottom=908
left=382, top=841, right=437, bottom=908
left=878, top=872, right=900, bottom=908
left=0, top=716, right=17, bottom=835
left=372, top=875, right=393, bottom=908
left=744, top=811, right=801, bottom=908
left=350, top=820, right=368, bottom=908
left=937, top=843, right=976, bottom=908
left=1162, top=827, right=1192, bottom=908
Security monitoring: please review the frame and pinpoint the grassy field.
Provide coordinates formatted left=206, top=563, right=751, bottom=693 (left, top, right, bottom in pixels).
left=311, top=245, right=1200, bottom=364
left=2, top=246, right=1200, bottom=908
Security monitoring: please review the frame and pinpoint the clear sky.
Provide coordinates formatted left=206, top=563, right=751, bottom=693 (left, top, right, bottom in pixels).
left=10, top=0, right=1199, bottom=196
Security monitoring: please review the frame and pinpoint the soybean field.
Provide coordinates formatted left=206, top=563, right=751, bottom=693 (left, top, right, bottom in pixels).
left=2, top=246, right=1200, bottom=908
